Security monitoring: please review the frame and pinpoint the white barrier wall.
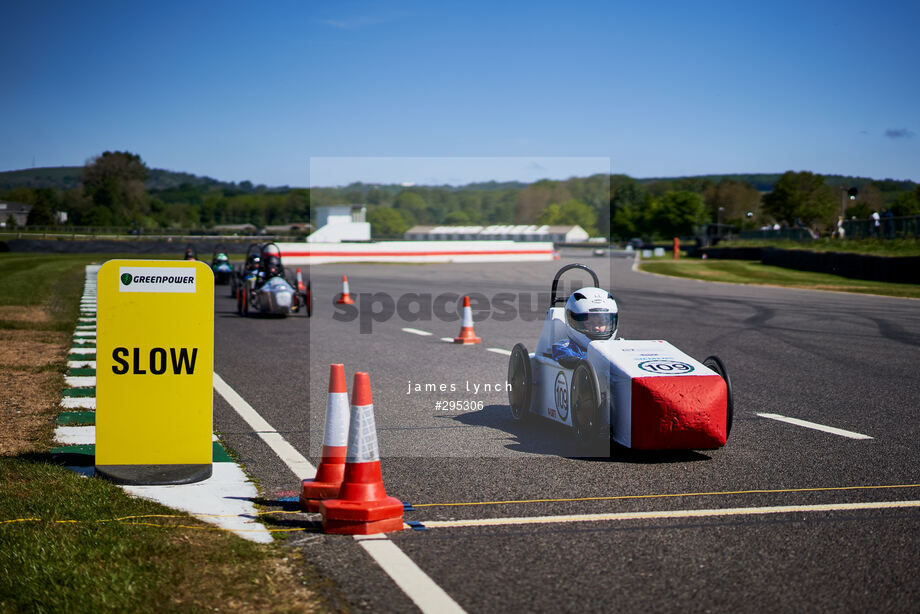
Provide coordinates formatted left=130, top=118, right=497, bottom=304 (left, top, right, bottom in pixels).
left=276, top=241, right=556, bottom=264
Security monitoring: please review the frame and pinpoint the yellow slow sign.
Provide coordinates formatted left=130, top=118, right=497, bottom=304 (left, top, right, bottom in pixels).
left=95, top=259, right=214, bottom=485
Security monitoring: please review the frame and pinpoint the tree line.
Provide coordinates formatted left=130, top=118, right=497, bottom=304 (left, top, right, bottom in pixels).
left=3, top=151, right=918, bottom=240
left=2, top=152, right=309, bottom=230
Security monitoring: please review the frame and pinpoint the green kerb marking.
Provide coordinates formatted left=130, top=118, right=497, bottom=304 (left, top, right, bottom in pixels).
left=62, top=388, right=95, bottom=397
left=56, top=411, right=96, bottom=426
left=49, top=443, right=233, bottom=462
left=66, top=368, right=96, bottom=376
left=212, top=442, right=233, bottom=462
left=67, top=354, right=96, bottom=361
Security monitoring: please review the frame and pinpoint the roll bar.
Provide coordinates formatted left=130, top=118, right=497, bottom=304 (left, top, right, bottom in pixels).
left=550, top=264, right=600, bottom=306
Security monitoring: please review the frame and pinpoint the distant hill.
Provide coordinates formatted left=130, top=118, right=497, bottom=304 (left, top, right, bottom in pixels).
left=2, top=167, right=914, bottom=196
left=637, top=173, right=917, bottom=192
left=0, top=167, right=84, bottom=191
left=0, top=166, right=240, bottom=192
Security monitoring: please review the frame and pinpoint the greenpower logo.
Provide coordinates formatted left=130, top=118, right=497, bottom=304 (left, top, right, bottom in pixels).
left=118, top=267, right=197, bottom=293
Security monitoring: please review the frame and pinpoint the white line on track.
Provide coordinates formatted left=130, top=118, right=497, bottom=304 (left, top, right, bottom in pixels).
left=402, top=327, right=433, bottom=336
left=212, top=373, right=316, bottom=479
left=419, top=500, right=920, bottom=529
left=211, top=372, right=466, bottom=614
left=440, top=337, right=454, bottom=343
left=355, top=536, right=465, bottom=614
left=486, top=348, right=511, bottom=356
left=756, top=412, right=872, bottom=440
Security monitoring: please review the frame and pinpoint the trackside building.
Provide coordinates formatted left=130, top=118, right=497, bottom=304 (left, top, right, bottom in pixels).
left=404, top=224, right=589, bottom=243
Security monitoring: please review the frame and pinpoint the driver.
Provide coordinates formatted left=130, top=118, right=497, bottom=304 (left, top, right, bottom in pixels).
left=552, top=287, right=618, bottom=368
left=258, top=244, right=284, bottom=281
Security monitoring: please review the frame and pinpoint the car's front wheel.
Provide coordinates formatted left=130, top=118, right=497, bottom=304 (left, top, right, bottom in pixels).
left=571, top=360, right=602, bottom=447
left=703, top=355, right=733, bottom=438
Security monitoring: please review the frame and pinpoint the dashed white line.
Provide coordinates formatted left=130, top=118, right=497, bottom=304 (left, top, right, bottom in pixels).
left=212, top=372, right=466, bottom=614
left=440, top=337, right=454, bottom=343
left=402, top=327, right=433, bottom=336
left=419, top=500, right=920, bottom=529
left=486, top=348, right=511, bottom=356
left=756, top=412, right=873, bottom=440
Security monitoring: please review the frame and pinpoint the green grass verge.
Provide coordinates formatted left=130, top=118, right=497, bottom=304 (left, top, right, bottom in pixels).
left=0, top=254, right=92, bottom=308
left=715, top=237, right=920, bottom=257
left=0, top=253, right=175, bottom=331
left=640, top=259, right=920, bottom=299
left=0, top=458, right=331, bottom=614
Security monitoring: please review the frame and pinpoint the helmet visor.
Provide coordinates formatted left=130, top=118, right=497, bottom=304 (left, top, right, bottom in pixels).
left=569, top=311, right=617, bottom=340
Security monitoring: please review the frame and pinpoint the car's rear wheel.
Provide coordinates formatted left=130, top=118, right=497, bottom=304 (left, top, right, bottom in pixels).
left=508, top=343, right=532, bottom=421
left=704, top=355, right=733, bottom=437
left=571, top=360, right=602, bottom=445
left=241, top=286, right=249, bottom=317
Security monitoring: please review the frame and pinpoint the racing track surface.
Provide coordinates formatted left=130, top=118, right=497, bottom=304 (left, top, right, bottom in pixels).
left=212, top=251, right=920, bottom=613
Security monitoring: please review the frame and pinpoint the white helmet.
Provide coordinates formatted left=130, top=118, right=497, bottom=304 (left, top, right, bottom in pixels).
left=565, top=286, right=618, bottom=344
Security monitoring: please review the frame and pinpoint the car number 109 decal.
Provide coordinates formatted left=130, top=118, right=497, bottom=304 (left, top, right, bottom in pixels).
left=554, top=371, right=569, bottom=420
left=637, top=360, right=694, bottom=374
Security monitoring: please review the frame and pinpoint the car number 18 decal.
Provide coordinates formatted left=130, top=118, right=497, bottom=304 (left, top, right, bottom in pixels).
left=554, top=371, right=569, bottom=420
left=637, top=360, right=694, bottom=374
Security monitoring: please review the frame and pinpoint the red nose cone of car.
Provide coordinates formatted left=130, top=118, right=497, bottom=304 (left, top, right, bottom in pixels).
left=629, top=375, right=728, bottom=449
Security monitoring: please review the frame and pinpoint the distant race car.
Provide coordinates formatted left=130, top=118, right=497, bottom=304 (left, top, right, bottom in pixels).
left=236, top=242, right=311, bottom=317
left=507, top=264, right=732, bottom=453
left=231, top=243, right=262, bottom=300
left=211, top=243, right=234, bottom=285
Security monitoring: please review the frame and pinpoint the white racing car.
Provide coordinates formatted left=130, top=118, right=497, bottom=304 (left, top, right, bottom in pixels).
left=237, top=242, right=312, bottom=317
left=508, top=264, right=733, bottom=453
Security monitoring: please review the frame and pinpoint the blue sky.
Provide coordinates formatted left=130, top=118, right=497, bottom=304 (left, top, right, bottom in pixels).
left=2, top=0, right=918, bottom=187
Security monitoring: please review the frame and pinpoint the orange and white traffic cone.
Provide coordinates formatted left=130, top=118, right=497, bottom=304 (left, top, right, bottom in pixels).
left=335, top=275, right=355, bottom=305
left=300, top=364, right=350, bottom=512
left=295, top=268, right=306, bottom=292
left=319, top=372, right=403, bottom=535
left=453, top=295, right=482, bottom=344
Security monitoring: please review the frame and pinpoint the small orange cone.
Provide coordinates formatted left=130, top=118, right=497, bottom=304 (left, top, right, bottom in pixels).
left=295, top=268, right=306, bottom=292
left=453, top=296, right=482, bottom=344
left=335, top=275, right=355, bottom=305
left=553, top=250, right=561, bottom=261
left=319, top=373, right=403, bottom=535
left=300, top=364, right=350, bottom=512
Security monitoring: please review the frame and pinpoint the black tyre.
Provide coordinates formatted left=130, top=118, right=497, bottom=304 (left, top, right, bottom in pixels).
left=571, top=360, right=602, bottom=444
left=236, top=283, right=243, bottom=314
left=703, top=355, right=733, bottom=437
left=508, top=343, right=533, bottom=421
left=305, top=281, right=312, bottom=317
left=241, top=286, right=249, bottom=317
